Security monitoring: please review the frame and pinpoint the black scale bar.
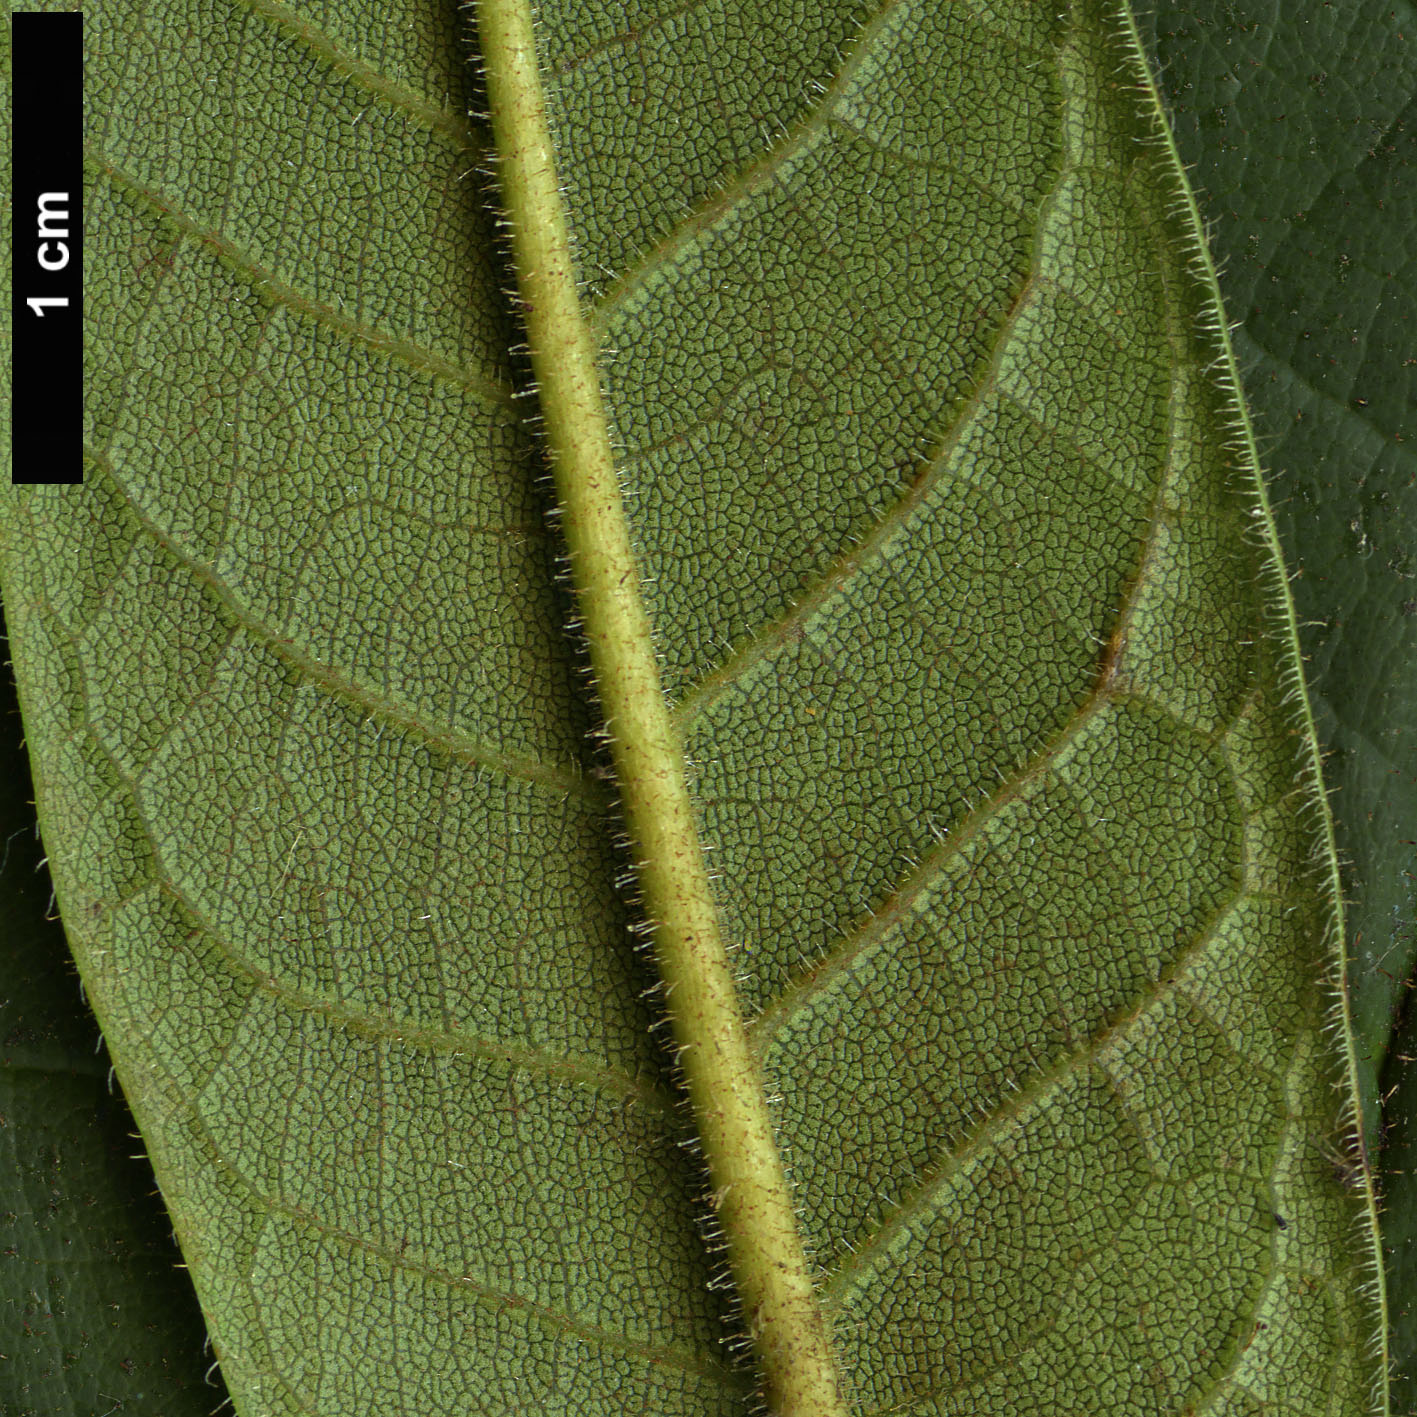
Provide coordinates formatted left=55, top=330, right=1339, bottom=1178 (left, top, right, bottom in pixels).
left=11, top=11, right=83, bottom=485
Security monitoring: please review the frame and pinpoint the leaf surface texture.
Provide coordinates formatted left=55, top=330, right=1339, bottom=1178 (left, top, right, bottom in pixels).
left=0, top=0, right=1385, bottom=1413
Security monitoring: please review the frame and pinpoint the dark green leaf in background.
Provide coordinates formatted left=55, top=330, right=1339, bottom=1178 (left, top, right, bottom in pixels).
left=1146, top=0, right=1417, bottom=1399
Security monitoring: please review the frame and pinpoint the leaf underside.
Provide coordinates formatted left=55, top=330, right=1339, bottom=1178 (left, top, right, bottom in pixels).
left=0, top=636, right=216, bottom=1417
left=1144, top=1, right=1417, bottom=1396
left=0, top=0, right=1385, bottom=1414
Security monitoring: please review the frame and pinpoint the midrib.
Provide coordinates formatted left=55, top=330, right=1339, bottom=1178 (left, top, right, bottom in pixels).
left=473, top=2, right=852, bottom=1414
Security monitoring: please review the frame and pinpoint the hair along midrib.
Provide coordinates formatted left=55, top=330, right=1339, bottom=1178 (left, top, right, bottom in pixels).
left=471, top=2, right=853, bottom=1414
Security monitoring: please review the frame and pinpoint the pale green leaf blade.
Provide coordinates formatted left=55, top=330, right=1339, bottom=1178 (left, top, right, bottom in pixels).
left=4, top=2, right=734, bottom=1411
left=1, top=14, right=220, bottom=1412
left=0, top=641, right=221, bottom=1417
left=0, top=2, right=1388, bottom=1416
left=533, top=0, right=1385, bottom=1408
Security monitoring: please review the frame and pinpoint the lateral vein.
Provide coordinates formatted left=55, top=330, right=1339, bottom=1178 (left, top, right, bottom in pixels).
left=85, top=445, right=595, bottom=802
left=475, top=3, right=852, bottom=1413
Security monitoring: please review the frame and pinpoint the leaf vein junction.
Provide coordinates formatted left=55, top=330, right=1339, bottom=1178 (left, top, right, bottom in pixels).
left=84, top=448, right=597, bottom=801
left=92, top=159, right=515, bottom=408
left=669, top=135, right=1080, bottom=728
left=147, top=1056, right=739, bottom=1386
left=585, top=0, right=912, bottom=327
